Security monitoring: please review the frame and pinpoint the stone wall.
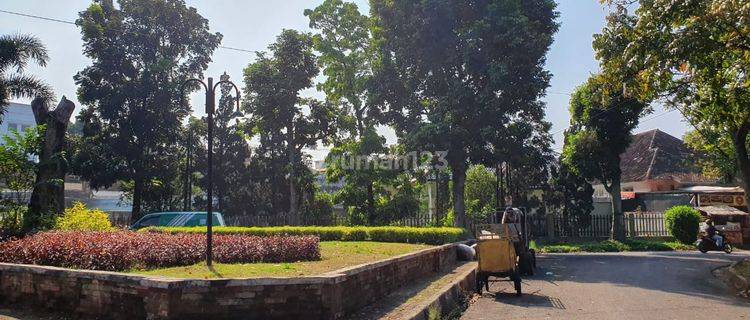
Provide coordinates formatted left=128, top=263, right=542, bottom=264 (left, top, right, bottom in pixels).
left=0, top=243, right=458, bottom=319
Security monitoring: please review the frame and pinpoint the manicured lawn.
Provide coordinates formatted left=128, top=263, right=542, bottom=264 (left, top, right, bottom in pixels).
left=531, top=239, right=695, bottom=253
left=133, top=241, right=432, bottom=279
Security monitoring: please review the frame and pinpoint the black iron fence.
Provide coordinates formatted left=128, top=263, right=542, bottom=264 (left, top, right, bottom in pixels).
left=223, top=211, right=671, bottom=240
left=225, top=212, right=441, bottom=227
left=533, top=212, right=669, bottom=239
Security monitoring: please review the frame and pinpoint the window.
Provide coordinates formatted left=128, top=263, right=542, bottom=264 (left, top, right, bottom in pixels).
left=7, top=123, right=18, bottom=132
left=137, top=216, right=160, bottom=227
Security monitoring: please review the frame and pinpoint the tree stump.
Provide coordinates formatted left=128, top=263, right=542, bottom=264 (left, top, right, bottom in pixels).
left=25, top=96, right=75, bottom=231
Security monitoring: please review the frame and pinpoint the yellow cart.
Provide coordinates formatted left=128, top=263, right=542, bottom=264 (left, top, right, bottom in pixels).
left=475, top=225, right=522, bottom=296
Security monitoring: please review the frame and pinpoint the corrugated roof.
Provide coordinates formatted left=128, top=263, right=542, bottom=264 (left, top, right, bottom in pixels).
left=698, top=205, right=748, bottom=216
left=619, top=129, right=711, bottom=183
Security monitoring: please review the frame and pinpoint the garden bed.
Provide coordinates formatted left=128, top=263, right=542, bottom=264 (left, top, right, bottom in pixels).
left=0, top=242, right=460, bottom=319
left=532, top=239, right=695, bottom=253
left=0, top=231, right=320, bottom=271
left=133, top=241, right=432, bottom=278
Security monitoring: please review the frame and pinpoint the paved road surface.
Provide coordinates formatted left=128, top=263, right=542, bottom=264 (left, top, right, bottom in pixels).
left=462, top=251, right=749, bottom=320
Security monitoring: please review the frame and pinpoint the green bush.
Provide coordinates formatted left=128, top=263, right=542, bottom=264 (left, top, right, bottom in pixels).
left=541, top=244, right=581, bottom=253
left=303, top=193, right=335, bottom=224
left=538, top=239, right=695, bottom=253
left=144, top=226, right=467, bottom=245
left=664, top=205, right=701, bottom=244
left=54, top=202, right=113, bottom=232
left=0, top=206, right=26, bottom=238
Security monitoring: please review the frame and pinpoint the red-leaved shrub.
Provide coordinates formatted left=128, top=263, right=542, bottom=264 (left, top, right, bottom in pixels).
left=0, top=231, right=320, bottom=271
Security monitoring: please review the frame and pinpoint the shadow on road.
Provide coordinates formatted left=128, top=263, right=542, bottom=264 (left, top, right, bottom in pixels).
left=529, top=251, right=748, bottom=307
left=489, top=291, right=567, bottom=310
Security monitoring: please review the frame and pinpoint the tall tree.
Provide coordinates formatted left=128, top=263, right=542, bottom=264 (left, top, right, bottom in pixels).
left=243, top=30, right=334, bottom=223
left=26, top=97, right=75, bottom=231
left=306, top=0, right=389, bottom=223
left=549, top=151, right=594, bottom=223
left=74, top=0, right=221, bottom=221
left=562, top=77, right=648, bottom=240
left=683, top=130, right=738, bottom=183
left=596, top=0, right=750, bottom=208
left=0, top=33, right=53, bottom=123
left=197, top=73, right=252, bottom=216
left=370, top=0, right=558, bottom=227
left=488, top=118, right=554, bottom=208
left=465, top=165, right=497, bottom=220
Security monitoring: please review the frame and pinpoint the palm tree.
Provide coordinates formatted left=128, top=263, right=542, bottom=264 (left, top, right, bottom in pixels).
left=0, top=33, right=53, bottom=123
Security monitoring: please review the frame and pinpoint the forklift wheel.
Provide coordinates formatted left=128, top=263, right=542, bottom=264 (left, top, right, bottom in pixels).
left=519, top=252, right=534, bottom=276
left=476, top=276, right=483, bottom=295
left=513, top=272, right=522, bottom=296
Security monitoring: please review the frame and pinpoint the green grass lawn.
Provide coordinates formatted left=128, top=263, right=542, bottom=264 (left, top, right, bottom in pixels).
left=530, top=239, right=695, bottom=253
left=132, top=241, right=432, bottom=279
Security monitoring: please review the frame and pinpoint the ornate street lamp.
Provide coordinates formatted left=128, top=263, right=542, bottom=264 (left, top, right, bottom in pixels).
left=181, top=74, right=241, bottom=266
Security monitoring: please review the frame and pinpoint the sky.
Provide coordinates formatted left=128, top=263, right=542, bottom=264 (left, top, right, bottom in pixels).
left=0, top=0, right=691, bottom=159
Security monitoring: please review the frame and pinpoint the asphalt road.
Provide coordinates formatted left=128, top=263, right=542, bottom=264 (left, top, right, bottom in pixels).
left=461, top=251, right=750, bottom=320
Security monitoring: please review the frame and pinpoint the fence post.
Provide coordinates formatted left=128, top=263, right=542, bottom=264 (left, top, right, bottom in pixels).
left=546, top=214, right=556, bottom=241
left=627, top=213, right=636, bottom=238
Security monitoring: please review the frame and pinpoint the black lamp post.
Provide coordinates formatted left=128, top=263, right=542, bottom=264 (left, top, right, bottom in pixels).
left=181, top=74, right=241, bottom=266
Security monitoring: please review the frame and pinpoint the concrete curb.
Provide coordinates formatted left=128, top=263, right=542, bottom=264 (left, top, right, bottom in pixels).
left=725, top=260, right=750, bottom=293
left=404, top=262, right=477, bottom=320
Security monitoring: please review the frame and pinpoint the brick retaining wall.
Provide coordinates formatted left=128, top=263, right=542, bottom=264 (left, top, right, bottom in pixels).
left=0, top=243, right=458, bottom=319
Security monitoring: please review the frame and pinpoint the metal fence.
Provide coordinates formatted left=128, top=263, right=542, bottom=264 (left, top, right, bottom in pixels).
left=225, top=212, right=441, bottom=227
left=535, top=212, right=669, bottom=239
left=224, top=211, right=671, bottom=240
left=626, top=212, right=669, bottom=238
left=106, top=211, right=132, bottom=227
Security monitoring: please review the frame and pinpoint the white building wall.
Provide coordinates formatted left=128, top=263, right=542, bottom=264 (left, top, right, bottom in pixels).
left=1, top=102, right=36, bottom=142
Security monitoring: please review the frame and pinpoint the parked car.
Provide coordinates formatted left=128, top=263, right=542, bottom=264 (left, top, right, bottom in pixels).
left=130, top=211, right=226, bottom=230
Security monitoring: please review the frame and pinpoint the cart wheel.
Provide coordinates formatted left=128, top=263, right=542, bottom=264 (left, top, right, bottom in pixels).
left=519, top=252, right=534, bottom=276
left=513, top=272, right=522, bottom=296
left=698, top=241, right=708, bottom=253
left=476, top=276, right=483, bottom=295
left=724, top=244, right=733, bottom=254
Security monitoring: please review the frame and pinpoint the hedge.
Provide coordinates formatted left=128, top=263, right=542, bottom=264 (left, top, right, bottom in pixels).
left=144, top=226, right=467, bottom=245
left=537, top=239, right=695, bottom=253
left=664, top=205, right=702, bottom=244
left=0, top=231, right=320, bottom=271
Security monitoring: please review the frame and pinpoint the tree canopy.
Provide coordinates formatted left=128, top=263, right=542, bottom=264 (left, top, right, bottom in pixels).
left=370, top=0, right=559, bottom=227
left=562, top=76, right=648, bottom=240
left=73, top=0, right=221, bottom=220
left=595, top=0, right=750, bottom=207
left=243, top=29, right=334, bottom=224
left=0, top=33, right=53, bottom=122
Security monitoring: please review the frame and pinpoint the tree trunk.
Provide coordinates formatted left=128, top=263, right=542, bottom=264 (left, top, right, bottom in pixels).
left=506, top=163, right=513, bottom=205
left=132, top=176, right=143, bottom=223
left=25, top=97, right=75, bottom=232
left=217, top=190, right=223, bottom=212
left=451, top=163, right=467, bottom=228
left=607, top=177, right=626, bottom=241
left=733, top=125, right=750, bottom=211
left=366, top=182, right=376, bottom=225
left=287, top=124, right=298, bottom=225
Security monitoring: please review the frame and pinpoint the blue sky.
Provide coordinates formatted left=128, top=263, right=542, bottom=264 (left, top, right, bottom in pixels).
left=0, top=0, right=690, bottom=158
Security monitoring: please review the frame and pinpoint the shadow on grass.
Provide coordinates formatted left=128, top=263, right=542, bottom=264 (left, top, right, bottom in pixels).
left=207, top=265, right=224, bottom=278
